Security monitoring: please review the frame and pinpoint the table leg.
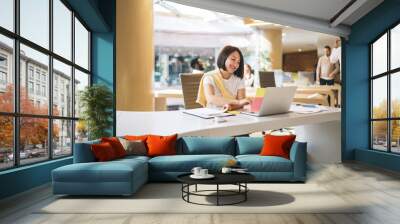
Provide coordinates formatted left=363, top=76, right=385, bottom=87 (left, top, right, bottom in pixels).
left=245, top=183, right=247, bottom=201
left=217, top=184, right=219, bottom=206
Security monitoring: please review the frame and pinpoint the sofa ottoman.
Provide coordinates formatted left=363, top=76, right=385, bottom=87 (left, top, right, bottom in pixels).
left=52, top=154, right=148, bottom=196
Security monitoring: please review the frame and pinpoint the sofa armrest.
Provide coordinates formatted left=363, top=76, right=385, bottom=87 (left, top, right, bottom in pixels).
left=289, top=141, right=307, bottom=181
left=73, top=141, right=99, bottom=163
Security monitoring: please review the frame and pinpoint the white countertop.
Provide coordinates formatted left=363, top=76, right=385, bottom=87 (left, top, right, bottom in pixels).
left=116, top=107, right=341, bottom=137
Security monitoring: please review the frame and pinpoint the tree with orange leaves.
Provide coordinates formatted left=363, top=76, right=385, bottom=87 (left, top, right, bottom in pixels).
left=0, top=84, right=59, bottom=151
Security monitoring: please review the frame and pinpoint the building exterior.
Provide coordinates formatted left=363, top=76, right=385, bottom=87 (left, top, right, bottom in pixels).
left=0, top=41, right=77, bottom=154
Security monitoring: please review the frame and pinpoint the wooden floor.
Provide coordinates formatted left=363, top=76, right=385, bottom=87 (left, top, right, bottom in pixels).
left=1, top=162, right=400, bottom=224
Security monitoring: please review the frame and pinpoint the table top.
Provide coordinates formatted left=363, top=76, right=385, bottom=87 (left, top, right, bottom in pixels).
left=116, top=107, right=341, bottom=137
left=177, top=172, right=255, bottom=185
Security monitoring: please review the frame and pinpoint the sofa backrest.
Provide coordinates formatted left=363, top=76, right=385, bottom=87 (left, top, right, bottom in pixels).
left=73, top=139, right=100, bottom=163
left=177, top=137, right=236, bottom=155
left=74, top=136, right=279, bottom=162
left=235, top=137, right=263, bottom=155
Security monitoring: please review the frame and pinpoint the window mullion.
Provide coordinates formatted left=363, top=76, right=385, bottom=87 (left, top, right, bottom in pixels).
left=13, top=0, right=21, bottom=167
left=48, top=0, right=54, bottom=160
left=71, top=10, right=76, bottom=155
left=388, top=30, right=391, bottom=152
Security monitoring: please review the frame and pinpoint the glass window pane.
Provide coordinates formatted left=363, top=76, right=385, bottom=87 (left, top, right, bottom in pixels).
left=53, top=0, right=72, bottom=60
left=372, top=121, right=388, bottom=151
left=0, top=0, right=14, bottom=31
left=20, top=44, right=49, bottom=115
left=0, top=34, right=14, bottom=112
left=74, top=69, right=89, bottom=118
left=53, top=59, right=72, bottom=117
left=53, top=119, right=72, bottom=158
left=0, top=116, right=14, bottom=170
left=75, top=120, right=88, bottom=143
left=20, top=0, right=49, bottom=49
left=75, top=18, right=89, bottom=70
left=20, top=117, right=49, bottom=165
left=372, top=33, right=387, bottom=76
left=391, top=120, right=400, bottom=153
left=391, top=72, right=400, bottom=118
left=391, top=24, right=400, bottom=70
left=372, top=77, right=387, bottom=119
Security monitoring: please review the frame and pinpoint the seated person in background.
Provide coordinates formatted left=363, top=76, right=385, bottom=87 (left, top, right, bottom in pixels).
left=190, top=57, right=204, bottom=74
left=244, top=63, right=254, bottom=87
left=316, top=46, right=339, bottom=86
left=197, top=45, right=251, bottom=111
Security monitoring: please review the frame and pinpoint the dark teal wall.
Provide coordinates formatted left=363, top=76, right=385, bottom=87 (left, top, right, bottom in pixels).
left=91, top=0, right=116, bottom=135
left=0, top=158, right=72, bottom=199
left=344, top=0, right=400, bottom=170
left=0, top=0, right=115, bottom=200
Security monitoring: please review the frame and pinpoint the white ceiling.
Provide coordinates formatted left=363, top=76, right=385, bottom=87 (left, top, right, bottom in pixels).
left=168, top=0, right=384, bottom=37
left=224, top=0, right=352, bottom=23
left=154, top=1, right=338, bottom=53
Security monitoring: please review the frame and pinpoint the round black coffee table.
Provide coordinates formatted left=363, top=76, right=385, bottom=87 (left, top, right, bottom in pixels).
left=177, top=173, right=255, bottom=206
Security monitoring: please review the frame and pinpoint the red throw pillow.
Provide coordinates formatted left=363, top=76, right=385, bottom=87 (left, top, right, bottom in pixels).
left=91, top=142, right=117, bottom=161
left=146, top=134, right=178, bottom=157
left=101, top=137, right=126, bottom=158
left=260, top=134, right=296, bottom=159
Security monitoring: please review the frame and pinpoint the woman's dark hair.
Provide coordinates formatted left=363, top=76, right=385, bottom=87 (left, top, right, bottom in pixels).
left=217, top=45, right=244, bottom=79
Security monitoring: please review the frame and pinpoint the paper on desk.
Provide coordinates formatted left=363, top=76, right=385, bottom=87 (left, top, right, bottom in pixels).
left=182, top=108, right=233, bottom=119
left=290, top=104, right=326, bottom=114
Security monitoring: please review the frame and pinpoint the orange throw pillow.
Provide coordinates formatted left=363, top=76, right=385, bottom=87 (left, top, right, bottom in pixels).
left=260, top=134, right=296, bottom=159
left=101, top=137, right=126, bottom=158
left=91, top=142, right=117, bottom=162
left=146, top=134, right=178, bottom=157
left=124, top=135, right=149, bottom=142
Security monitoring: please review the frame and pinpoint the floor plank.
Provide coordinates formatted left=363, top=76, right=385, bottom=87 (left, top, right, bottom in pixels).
left=1, top=162, right=400, bottom=224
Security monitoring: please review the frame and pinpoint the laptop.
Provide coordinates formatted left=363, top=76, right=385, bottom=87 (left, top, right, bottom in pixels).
left=242, top=86, right=297, bottom=116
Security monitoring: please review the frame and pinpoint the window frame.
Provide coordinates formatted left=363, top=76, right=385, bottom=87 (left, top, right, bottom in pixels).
left=0, top=0, right=92, bottom=171
left=370, top=21, right=400, bottom=154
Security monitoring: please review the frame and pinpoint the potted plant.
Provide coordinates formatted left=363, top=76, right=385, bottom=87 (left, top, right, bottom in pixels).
left=79, top=84, right=113, bottom=140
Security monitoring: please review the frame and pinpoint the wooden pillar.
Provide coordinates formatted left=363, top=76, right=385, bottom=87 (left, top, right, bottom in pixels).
left=116, top=0, right=154, bottom=111
left=262, top=28, right=282, bottom=70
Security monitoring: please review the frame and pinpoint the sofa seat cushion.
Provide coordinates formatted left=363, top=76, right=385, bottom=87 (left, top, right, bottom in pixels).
left=53, top=159, right=147, bottom=183
left=117, top=155, right=150, bottom=162
left=149, top=154, right=235, bottom=172
left=236, top=155, right=293, bottom=172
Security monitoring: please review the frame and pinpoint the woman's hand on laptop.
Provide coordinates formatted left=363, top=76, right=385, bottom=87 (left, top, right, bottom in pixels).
left=223, top=99, right=251, bottom=112
left=238, top=98, right=251, bottom=106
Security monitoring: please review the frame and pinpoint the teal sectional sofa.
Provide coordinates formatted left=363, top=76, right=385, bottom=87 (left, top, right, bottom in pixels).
left=52, top=137, right=307, bottom=196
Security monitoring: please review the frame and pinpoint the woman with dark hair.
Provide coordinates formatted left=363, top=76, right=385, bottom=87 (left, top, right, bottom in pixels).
left=244, top=64, right=254, bottom=87
left=197, top=45, right=251, bottom=111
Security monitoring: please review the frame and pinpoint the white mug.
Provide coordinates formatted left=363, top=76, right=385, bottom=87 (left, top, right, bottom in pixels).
left=191, top=167, right=202, bottom=176
left=221, top=167, right=232, bottom=174
left=200, top=169, right=208, bottom=176
left=214, top=116, right=226, bottom=123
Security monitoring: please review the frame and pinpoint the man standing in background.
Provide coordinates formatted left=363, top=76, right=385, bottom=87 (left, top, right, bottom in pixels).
left=330, top=38, right=341, bottom=83
left=316, top=45, right=339, bottom=85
